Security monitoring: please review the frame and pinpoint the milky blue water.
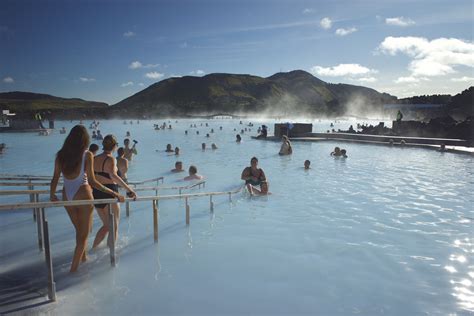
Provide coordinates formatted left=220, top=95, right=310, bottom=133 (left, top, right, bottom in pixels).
left=0, top=119, right=473, bottom=315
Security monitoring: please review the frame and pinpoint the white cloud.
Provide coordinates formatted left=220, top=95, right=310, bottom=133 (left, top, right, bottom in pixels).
left=129, top=60, right=159, bottom=69
left=138, top=82, right=144, bottom=86
left=129, top=61, right=142, bottom=69
left=335, top=27, right=357, bottom=36
left=121, top=81, right=134, bottom=87
left=145, top=72, right=164, bottom=80
left=123, top=31, right=136, bottom=37
left=190, top=70, right=205, bottom=76
left=378, top=36, right=474, bottom=77
left=79, top=77, right=95, bottom=82
left=310, top=63, right=377, bottom=77
left=357, top=77, right=377, bottom=83
left=450, top=76, right=474, bottom=82
left=394, top=76, right=431, bottom=84
left=385, top=17, right=415, bottom=27
left=302, top=8, right=315, bottom=14
left=3, top=77, right=14, bottom=83
left=320, top=17, right=332, bottom=29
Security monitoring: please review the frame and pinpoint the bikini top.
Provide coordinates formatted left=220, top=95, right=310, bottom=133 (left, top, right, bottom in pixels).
left=95, top=156, right=111, bottom=179
left=245, top=167, right=265, bottom=180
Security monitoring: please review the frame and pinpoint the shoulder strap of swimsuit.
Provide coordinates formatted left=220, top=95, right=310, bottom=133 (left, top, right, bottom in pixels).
left=102, top=156, right=110, bottom=172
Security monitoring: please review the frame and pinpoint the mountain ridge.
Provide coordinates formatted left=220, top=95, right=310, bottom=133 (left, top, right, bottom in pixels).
left=112, top=70, right=397, bottom=117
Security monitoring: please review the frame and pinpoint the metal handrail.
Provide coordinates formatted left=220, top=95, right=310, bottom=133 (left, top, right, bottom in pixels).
left=0, top=185, right=243, bottom=302
left=0, top=177, right=164, bottom=187
left=0, top=186, right=242, bottom=211
left=0, top=181, right=205, bottom=196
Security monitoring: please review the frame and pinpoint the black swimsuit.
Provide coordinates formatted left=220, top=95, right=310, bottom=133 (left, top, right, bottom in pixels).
left=93, top=156, right=118, bottom=209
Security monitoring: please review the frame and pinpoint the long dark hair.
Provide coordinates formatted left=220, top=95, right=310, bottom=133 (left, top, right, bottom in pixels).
left=57, top=125, right=90, bottom=175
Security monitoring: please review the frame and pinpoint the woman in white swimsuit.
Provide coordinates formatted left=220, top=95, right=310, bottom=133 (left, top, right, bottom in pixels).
left=50, top=125, right=124, bottom=273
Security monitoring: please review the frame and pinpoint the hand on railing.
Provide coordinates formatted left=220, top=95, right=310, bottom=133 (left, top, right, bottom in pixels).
left=115, top=193, right=125, bottom=203
left=127, top=190, right=137, bottom=200
left=50, top=194, right=59, bottom=202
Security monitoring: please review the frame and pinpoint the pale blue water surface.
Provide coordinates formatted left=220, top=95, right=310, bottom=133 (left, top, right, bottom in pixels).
left=0, top=119, right=473, bottom=315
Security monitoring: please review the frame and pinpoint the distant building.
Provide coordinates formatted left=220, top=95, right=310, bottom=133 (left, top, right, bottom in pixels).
left=1, top=109, right=16, bottom=128
left=274, top=123, right=312, bottom=137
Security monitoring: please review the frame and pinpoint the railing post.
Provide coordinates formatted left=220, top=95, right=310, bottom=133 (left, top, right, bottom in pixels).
left=185, top=197, right=190, bottom=225
left=33, top=193, right=44, bottom=251
left=41, top=208, right=56, bottom=301
left=179, top=188, right=182, bottom=195
left=126, top=201, right=130, bottom=217
left=108, top=205, right=116, bottom=267
left=229, top=192, right=232, bottom=202
left=29, top=185, right=36, bottom=221
left=153, top=200, right=158, bottom=243
left=210, top=195, right=214, bottom=213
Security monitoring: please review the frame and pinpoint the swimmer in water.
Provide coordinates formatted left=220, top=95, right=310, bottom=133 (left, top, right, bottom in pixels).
left=172, top=161, right=184, bottom=172
left=126, top=131, right=131, bottom=137
left=116, top=147, right=129, bottom=183
left=330, top=147, right=341, bottom=157
left=241, top=157, right=266, bottom=194
left=236, top=134, right=242, bottom=142
left=278, top=135, right=293, bottom=155
left=304, top=160, right=311, bottom=169
left=184, top=165, right=204, bottom=180
left=211, top=143, right=218, bottom=150
left=340, top=149, right=348, bottom=158
left=165, top=144, right=174, bottom=153
left=175, top=147, right=180, bottom=155
left=202, top=143, right=206, bottom=150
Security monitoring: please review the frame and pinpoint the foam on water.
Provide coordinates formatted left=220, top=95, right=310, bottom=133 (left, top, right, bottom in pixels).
left=0, top=119, right=473, bottom=315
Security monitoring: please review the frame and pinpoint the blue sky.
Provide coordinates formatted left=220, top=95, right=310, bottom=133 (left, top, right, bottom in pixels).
left=0, top=0, right=473, bottom=104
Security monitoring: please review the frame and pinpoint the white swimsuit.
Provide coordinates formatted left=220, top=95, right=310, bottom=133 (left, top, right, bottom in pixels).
left=63, top=151, right=88, bottom=200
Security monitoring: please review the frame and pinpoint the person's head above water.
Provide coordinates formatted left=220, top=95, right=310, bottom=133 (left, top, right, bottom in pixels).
left=189, top=165, right=198, bottom=175
left=340, top=149, right=347, bottom=157
left=124, top=138, right=130, bottom=146
left=201, top=143, right=206, bottom=150
left=304, top=160, right=311, bottom=169
left=166, top=144, right=172, bottom=151
left=175, top=147, right=180, bottom=155
left=175, top=161, right=183, bottom=170
left=102, top=134, right=118, bottom=152
left=117, top=147, right=125, bottom=157
left=250, top=156, right=258, bottom=168
left=88, top=143, right=99, bottom=155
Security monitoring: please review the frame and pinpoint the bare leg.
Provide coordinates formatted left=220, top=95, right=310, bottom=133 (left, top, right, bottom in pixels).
left=246, top=184, right=254, bottom=196
left=111, top=203, right=121, bottom=244
left=67, top=185, right=93, bottom=273
left=92, top=206, right=109, bottom=249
